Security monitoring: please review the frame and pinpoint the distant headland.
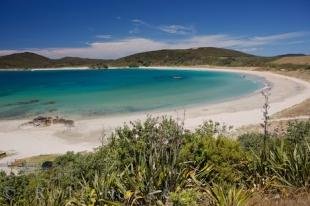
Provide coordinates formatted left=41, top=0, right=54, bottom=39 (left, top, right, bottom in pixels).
left=0, top=47, right=309, bottom=70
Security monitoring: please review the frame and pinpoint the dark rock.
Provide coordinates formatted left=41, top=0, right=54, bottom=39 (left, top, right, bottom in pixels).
left=43, top=101, right=56, bottom=105
left=41, top=161, right=53, bottom=170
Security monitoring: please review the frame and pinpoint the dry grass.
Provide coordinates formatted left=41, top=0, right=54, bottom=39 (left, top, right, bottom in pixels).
left=273, top=70, right=310, bottom=81
left=236, top=118, right=310, bottom=137
left=272, top=56, right=310, bottom=65
left=248, top=192, right=310, bottom=206
left=272, top=99, right=310, bottom=119
left=236, top=120, right=286, bottom=136
left=10, top=154, right=59, bottom=166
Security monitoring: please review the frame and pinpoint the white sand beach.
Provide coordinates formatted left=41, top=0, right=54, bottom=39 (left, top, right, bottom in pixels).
left=1, top=67, right=310, bottom=163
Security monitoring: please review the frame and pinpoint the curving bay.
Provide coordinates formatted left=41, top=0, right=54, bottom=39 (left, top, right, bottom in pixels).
left=0, top=68, right=263, bottom=119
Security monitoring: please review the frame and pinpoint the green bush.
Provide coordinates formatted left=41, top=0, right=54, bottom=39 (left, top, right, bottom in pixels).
left=238, top=133, right=264, bottom=152
left=0, top=118, right=309, bottom=205
left=170, top=189, right=201, bottom=206
left=180, top=121, right=248, bottom=184
left=247, top=121, right=310, bottom=190
left=208, top=185, right=252, bottom=206
left=286, top=120, right=310, bottom=145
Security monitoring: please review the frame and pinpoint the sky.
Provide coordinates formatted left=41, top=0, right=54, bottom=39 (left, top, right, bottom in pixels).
left=0, top=0, right=309, bottom=59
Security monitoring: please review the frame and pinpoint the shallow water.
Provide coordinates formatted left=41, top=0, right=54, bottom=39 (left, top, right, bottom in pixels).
left=0, top=68, right=264, bottom=119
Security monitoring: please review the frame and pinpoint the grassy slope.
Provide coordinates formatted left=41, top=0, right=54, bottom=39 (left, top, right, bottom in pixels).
left=272, top=56, right=310, bottom=65
left=115, top=47, right=255, bottom=66
left=117, top=48, right=283, bottom=68
left=272, top=99, right=310, bottom=119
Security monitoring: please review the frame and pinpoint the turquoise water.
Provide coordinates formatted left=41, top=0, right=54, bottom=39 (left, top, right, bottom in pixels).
left=0, top=68, right=264, bottom=119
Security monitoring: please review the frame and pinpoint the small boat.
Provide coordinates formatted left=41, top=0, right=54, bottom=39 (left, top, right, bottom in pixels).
left=172, top=76, right=183, bottom=79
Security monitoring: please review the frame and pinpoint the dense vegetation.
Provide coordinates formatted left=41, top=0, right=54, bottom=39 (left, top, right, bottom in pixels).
left=0, top=48, right=309, bottom=70
left=0, top=117, right=309, bottom=205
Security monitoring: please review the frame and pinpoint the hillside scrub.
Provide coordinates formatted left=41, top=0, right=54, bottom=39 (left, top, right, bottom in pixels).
left=0, top=117, right=309, bottom=205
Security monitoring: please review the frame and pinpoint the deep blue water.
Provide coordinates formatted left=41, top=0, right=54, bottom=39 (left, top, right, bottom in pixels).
left=0, top=68, right=264, bottom=119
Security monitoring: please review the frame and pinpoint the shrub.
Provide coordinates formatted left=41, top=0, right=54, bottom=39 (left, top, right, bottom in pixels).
left=268, top=141, right=310, bottom=188
left=1, top=118, right=309, bottom=205
left=169, top=188, right=201, bottom=206
left=247, top=120, right=310, bottom=190
left=180, top=121, right=248, bottom=184
left=208, top=185, right=252, bottom=206
left=238, top=133, right=264, bottom=153
left=286, top=120, right=310, bottom=145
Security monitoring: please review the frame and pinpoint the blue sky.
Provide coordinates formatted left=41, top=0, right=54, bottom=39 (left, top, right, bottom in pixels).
left=0, top=0, right=309, bottom=59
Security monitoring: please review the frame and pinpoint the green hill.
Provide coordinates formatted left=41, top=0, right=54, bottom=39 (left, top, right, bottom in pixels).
left=52, top=57, right=111, bottom=67
left=115, top=47, right=259, bottom=66
left=0, top=52, right=51, bottom=68
left=0, top=47, right=308, bottom=69
left=271, top=55, right=310, bottom=65
left=0, top=52, right=111, bottom=69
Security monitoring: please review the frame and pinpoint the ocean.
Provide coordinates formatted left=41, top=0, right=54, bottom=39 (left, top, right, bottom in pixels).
left=0, top=68, right=264, bottom=119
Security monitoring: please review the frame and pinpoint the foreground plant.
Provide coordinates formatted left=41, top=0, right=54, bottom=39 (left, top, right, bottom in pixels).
left=208, top=185, right=252, bottom=206
left=0, top=117, right=309, bottom=205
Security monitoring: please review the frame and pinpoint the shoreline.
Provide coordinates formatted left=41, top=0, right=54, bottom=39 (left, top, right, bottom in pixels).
left=1, top=66, right=310, bottom=164
left=0, top=66, right=90, bottom=71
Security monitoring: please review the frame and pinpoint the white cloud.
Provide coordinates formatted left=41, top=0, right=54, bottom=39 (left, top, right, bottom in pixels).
left=129, top=19, right=151, bottom=34
left=129, top=27, right=140, bottom=34
left=0, top=38, right=167, bottom=59
left=178, top=32, right=308, bottom=48
left=159, top=25, right=194, bottom=35
left=239, top=47, right=262, bottom=52
left=0, top=32, right=307, bottom=59
left=130, top=19, right=194, bottom=35
left=131, top=19, right=147, bottom=25
left=251, top=32, right=306, bottom=42
left=95, top=34, right=112, bottom=39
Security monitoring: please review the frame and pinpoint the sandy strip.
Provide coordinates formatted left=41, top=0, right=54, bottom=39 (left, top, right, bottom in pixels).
left=0, top=67, right=310, bottom=164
